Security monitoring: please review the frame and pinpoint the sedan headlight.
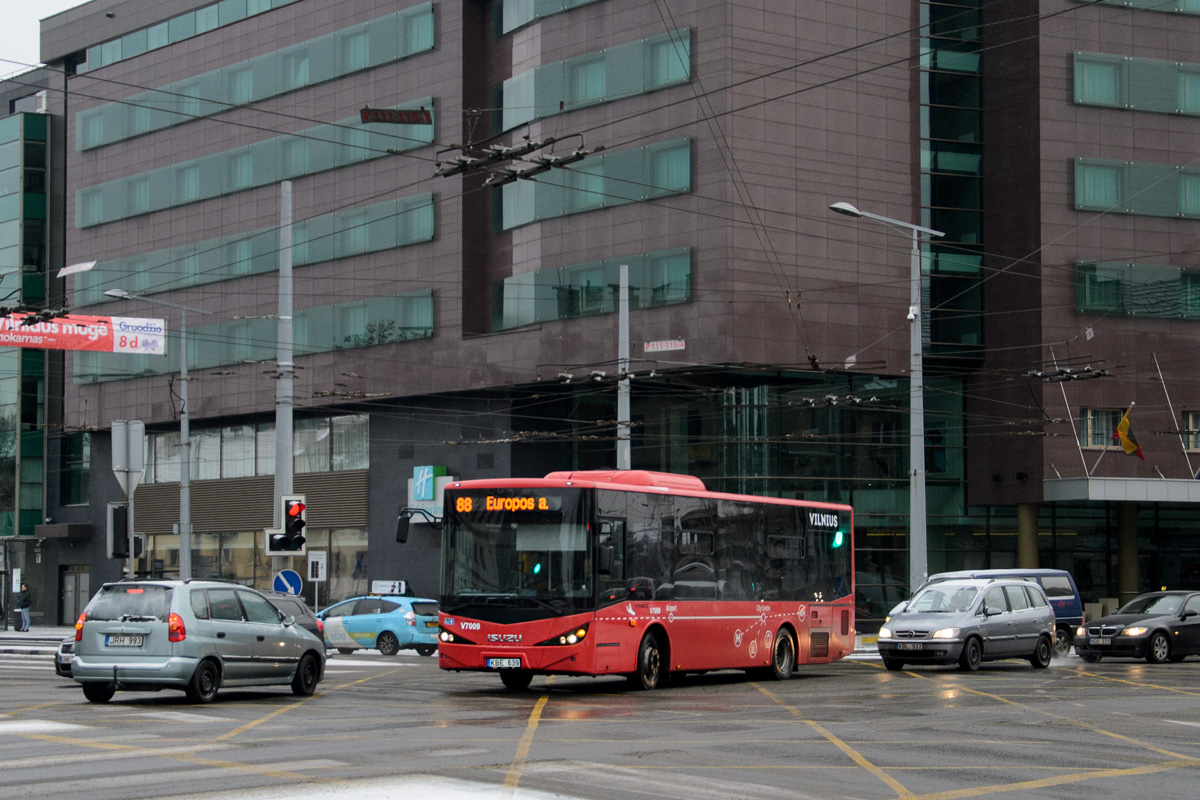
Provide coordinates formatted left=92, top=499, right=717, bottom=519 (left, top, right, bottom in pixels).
left=1076, top=626, right=1086, bottom=637
left=877, top=627, right=892, bottom=639
left=931, top=627, right=959, bottom=640
left=1122, top=626, right=1149, bottom=637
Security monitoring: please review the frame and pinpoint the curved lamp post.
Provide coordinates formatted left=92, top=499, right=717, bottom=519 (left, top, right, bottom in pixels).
left=829, top=202, right=944, bottom=593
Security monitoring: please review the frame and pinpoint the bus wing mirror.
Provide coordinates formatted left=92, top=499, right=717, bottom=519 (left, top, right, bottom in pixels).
left=597, top=544, right=615, bottom=575
left=395, top=516, right=410, bottom=544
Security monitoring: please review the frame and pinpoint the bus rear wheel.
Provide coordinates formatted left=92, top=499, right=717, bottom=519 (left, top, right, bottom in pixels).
left=768, top=629, right=796, bottom=680
left=630, top=632, right=665, bottom=690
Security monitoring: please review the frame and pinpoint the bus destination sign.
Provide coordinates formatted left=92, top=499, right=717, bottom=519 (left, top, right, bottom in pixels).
left=454, top=494, right=561, bottom=514
left=359, top=107, right=432, bottom=125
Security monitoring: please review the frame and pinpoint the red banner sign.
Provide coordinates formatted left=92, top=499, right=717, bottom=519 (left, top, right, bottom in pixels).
left=0, top=313, right=167, bottom=354
left=359, top=107, right=432, bottom=125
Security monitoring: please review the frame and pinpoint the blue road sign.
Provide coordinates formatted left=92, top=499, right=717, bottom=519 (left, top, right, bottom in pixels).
left=274, top=568, right=302, bottom=596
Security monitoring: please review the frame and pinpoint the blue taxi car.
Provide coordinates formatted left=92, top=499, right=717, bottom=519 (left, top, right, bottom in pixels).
left=316, top=594, right=439, bottom=656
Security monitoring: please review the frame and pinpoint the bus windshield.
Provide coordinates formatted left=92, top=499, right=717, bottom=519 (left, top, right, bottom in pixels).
left=441, top=488, right=592, bottom=622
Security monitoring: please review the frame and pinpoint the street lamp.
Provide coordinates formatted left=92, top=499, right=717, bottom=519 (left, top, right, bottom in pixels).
left=829, top=201, right=944, bottom=593
left=104, top=288, right=213, bottom=580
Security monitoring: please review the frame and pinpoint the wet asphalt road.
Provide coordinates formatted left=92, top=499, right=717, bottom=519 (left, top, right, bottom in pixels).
left=3, top=650, right=1199, bottom=800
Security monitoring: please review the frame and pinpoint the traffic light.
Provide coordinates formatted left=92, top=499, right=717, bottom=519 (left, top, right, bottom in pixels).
left=266, top=495, right=307, bottom=555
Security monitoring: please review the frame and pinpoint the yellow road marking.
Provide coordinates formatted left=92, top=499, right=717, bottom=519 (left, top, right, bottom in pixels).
left=504, top=694, right=549, bottom=790
left=1074, top=668, right=1200, bottom=697
left=911, top=757, right=1200, bottom=800
left=755, top=684, right=914, bottom=798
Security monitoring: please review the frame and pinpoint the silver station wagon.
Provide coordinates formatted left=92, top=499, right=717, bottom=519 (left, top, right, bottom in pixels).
left=72, top=580, right=326, bottom=704
left=876, top=578, right=1056, bottom=671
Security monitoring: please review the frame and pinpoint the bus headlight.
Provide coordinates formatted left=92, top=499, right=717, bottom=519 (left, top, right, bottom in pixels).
left=536, top=624, right=589, bottom=646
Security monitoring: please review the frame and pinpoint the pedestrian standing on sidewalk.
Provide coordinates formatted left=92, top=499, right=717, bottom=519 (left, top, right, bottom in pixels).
left=16, top=582, right=31, bottom=631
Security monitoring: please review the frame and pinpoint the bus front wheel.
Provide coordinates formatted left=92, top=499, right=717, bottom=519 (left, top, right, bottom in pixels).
left=500, top=670, right=533, bottom=691
left=630, top=632, right=665, bottom=690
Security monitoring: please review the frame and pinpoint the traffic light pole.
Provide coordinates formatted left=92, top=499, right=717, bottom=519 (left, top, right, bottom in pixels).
left=274, top=181, right=295, bottom=529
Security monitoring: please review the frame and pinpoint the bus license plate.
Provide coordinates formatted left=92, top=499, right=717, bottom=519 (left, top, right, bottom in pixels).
left=487, top=658, right=521, bottom=669
left=896, top=643, right=923, bottom=651
left=106, top=635, right=144, bottom=648
left=1090, top=637, right=1111, bottom=646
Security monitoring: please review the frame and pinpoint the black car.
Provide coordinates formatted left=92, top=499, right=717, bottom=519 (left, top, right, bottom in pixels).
left=1074, top=591, right=1200, bottom=663
left=54, top=636, right=74, bottom=677
left=264, top=592, right=325, bottom=642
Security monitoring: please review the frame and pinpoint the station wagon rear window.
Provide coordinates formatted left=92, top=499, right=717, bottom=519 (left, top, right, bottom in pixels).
left=411, top=602, right=438, bottom=616
left=86, top=585, right=173, bottom=621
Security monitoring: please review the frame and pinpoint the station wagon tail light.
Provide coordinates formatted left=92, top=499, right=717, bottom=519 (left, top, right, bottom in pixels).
left=931, top=628, right=959, bottom=639
left=316, top=618, right=324, bottom=634
left=168, top=612, right=186, bottom=642
left=1122, top=626, right=1148, bottom=637
left=404, top=610, right=416, bottom=626
left=75, top=612, right=87, bottom=642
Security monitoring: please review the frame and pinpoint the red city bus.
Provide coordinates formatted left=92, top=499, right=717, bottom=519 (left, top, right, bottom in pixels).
left=436, top=470, right=854, bottom=690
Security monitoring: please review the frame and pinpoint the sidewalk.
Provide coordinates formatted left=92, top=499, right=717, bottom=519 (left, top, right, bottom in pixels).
left=0, top=625, right=74, bottom=655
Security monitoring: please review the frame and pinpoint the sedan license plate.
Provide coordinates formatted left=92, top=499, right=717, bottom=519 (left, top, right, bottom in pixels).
left=425, top=620, right=438, bottom=628
left=105, top=635, right=144, bottom=648
left=1090, top=637, right=1111, bottom=646
left=487, top=657, right=522, bottom=669
left=896, top=642, right=924, bottom=651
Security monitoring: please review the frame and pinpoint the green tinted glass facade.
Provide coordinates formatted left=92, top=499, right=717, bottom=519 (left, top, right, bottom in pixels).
left=1071, top=0, right=1200, bottom=15
left=75, top=100, right=434, bottom=227
left=1074, top=51, right=1200, bottom=115
left=1076, top=261, right=1200, bottom=318
left=75, top=194, right=434, bottom=305
left=78, top=6, right=435, bottom=149
left=83, top=0, right=303, bottom=72
left=492, top=248, right=690, bottom=330
left=499, top=138, right=690, bottom=229
left=74, top=291, right=434, bottom=384
left=1074, top=157, right=1200, bottom=217
left=920, top=0, right=984, bottom=361
left=499, top=29, right=690, bottom=131
left=0, top=113, right=48, bottom=538
left=498, top=0, right=604, bottom=34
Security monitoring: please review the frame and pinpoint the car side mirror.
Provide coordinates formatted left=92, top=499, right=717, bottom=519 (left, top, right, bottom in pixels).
left=1183, top=609, right=1198, bottom=620
left=984, top=605, right=1003, bottom=617
left=282, top=614, right=295, bottom=627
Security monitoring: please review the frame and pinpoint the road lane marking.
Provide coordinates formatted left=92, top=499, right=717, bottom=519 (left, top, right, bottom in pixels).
left=911, top=757, right=1200, bottom=800
left=504, top=694, right=549, bottom=791
left=1073, top=668, right=1200, bottom=697
left=754, top=683, right=914, bottom=798
left=0, top=719, right=89, bottom=734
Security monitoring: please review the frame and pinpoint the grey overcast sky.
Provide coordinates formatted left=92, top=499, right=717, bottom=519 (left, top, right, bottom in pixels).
left=1, top=2, right=90, bottom=78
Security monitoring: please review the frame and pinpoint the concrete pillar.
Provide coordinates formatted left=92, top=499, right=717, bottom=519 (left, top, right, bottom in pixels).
left=1116, top=501, right=1139, bottom=606
left=1016, top=503, right=1039, bottom=569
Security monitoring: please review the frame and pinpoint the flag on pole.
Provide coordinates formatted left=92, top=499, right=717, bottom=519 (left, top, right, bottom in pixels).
left=1112, top=406, right=1145, bottom=460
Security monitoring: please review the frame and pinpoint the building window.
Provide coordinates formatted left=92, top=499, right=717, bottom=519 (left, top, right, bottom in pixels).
left=1186, top=411, right=1200, bottom=451
left=1182, top=173, right=1200, bottom=216
left=129, top=177, right=150, bottom=215
left=341, top=30, right=370, bottom=72
left=176, top=165, right=201, bottom=203
left=1183, top=272, right=1200, bottom=317
left=1076, top=162, right=1121, bottom=208
left=229, top=68, right=253, bottom=105
left=1075, top=58, right=1122, bottom=106
left=228, top=151, right=253, bottom=191
left=568, top=58, right=605, bottom=106
left=1080, top=408, right=1122, bottom=448
left=60, top=432, right=90, bottom=505
left=1181, top=71, right=1200, bottom=113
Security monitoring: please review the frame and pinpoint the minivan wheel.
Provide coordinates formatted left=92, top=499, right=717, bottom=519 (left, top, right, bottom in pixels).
left=377, top=631, right=400, bottom=656
left=958, top=637, right=982, bottom=671
left=1030, top=635, right=1053, bottom=669
left=186, top=659, right=221, bottom=704
left=291, top=653, right=320, bottom=696
left=415, top=644, right=437, bottom=657
left=1053, top=629, right=1072, bottom=657
left=82, top=682, right=115, bottom=703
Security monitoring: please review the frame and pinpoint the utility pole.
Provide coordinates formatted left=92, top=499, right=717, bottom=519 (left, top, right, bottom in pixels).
left=274, top=181, right=294, bottom=527
left=616, top=264, right=631, bottom=470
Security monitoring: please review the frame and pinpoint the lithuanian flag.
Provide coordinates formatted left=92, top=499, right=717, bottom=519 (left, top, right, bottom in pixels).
left=1112, top=406, right=1145, bottom=460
